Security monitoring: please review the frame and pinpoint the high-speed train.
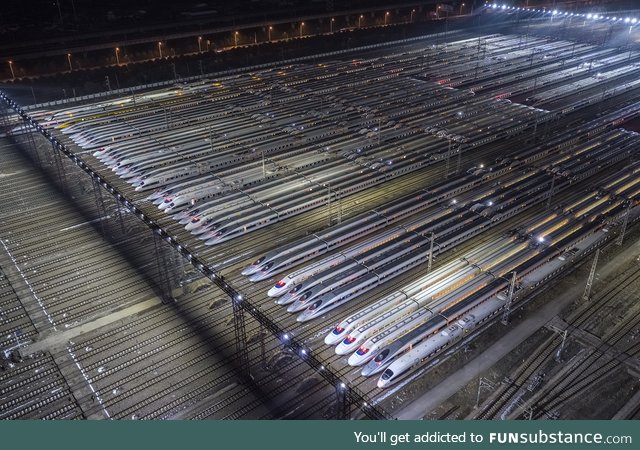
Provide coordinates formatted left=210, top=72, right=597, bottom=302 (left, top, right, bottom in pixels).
left=333, top=238, right=519, bottom=354
left=246, top=171, right=489, bottom=281
left=294, top=187, right=546, bottom=323
left=202, top=149, right=448, bottom=245
left=327, top=171, right=640, bottom=375
left=292, top=153, right=612, bottom=322
left=322, top=243, right=496, bottom=346
left=271, top=229, right=408, bottom=303
left=371, top=195, right=640, bottom=386
left=351, top=275, right=512, bottom=370
left=297, top=247, right=437, bottom=322
left=250, top=127, right=624, bottom=287
left=285, top=234, right=428, bottom=312
left=377, top=294, right=506, bottom=388
left=268, top=177, right=515, bottom=298
left=374, top=209, right=629, bottom=388
left=267, top=222, right=429, bottom=298
left=38, top=33, right=640, bottom=270
left=269, top=206, right=464, bottom=299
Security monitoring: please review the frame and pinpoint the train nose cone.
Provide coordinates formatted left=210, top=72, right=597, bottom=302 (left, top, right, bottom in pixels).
left=324, top=327, right=346, bottom=346
left=248, top=270, right=270, bottom=282
left=184, top=221, right=199, bottom=231
left=275, top=295, right=295, bottom=305
left=240, top=266, right=256, bottom=276
left=335, top=342, right=356, bottom=356
left=191, top=226, right=209, bottom=236
left=287, top=301, right=309, bottom=313
left=324, top=335, right=338, bottom=346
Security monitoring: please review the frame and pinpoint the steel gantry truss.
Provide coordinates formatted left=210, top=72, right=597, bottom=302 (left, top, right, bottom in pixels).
left=0, top=92, right=391, bottom=420
left=500, top=271, right=518, bottom=326
left=581, top=248, right=600, bottom=303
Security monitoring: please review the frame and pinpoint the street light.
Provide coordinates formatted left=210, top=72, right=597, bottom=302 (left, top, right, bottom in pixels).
left=385, top=11, right=390, bottom=25
left=198, top=36, right=202, bottom=52
left=234, top=31, right=238, bottom=47
left=300, top=22, right=304, bottom=37
left=158, top=42, right=163, bottom=58
left=67, top=53, right=72, bottom=71
left=460, top=3, right=465, bottom=15
left=268, top=26, right=273, bottom=41
left=8, top=60, right=15, bottom=79
left=627, top=22, right=637, bottom=48
left=436, top=6, right=440, bottom=19
left=411, top=9, right=415, bottom=23
left=359, top=14, right=363, bottom=28
left=115, top=47, right=120, bottom=65
left=330, top=18, right=334, bottom=33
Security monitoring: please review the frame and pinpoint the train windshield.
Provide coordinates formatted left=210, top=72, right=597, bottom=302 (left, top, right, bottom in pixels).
left=308, top=300, right=322, bottom=311
left=290, top=284, right=304, bottom=293
left=381, top=369, right=394, bottom=381
left=374, top=349, right=390, bottom=363
left=252, top=256, right=266, bottom=266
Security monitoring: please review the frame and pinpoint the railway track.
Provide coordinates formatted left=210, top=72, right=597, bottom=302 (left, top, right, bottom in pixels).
left=0, top=351, right=83, bottom=419
left=527, top=274, right=640, bottom=418
left=3, top=32, right=640, bottom=421
left=20, top=133, right=632, bottom=417
left=473, top=253, right=640, bottom=419
left=0, top=157, right=156, bottom=329
left=0, top=269, right=38, bottom=350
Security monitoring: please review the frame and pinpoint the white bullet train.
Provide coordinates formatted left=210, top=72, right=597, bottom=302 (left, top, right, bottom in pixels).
left=244, top=172, right=491, bottom=279
left=270, top=205, right=467, bottom=299
left=346, top=221, right=583, bottom=373
left=244, top=190, right=437, bottom=279
left=333, top=238, right=517, bottom=354
left=276, top=224, right=442, bottom=304
left=269, top=225, right=422, bottom=299
left=285, top=235, right=426, bottom=313
left=374, top=209, right=633, bottom=387
left=323, top=250, right=489, bottom=347
left=377, top=294, right=506, bottom=388
left=297, top=247, right=439, bottom=322
left=250, top=149, right=583, bottom=288
left=295, top=186, right=553, bottom=323
left=369, top=198, right=639, bottom=386
left=352, top=276, right=510, bottom=370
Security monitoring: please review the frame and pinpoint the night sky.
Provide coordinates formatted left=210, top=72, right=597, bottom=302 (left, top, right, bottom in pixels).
left=0, top=1, right=431, bottom=33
